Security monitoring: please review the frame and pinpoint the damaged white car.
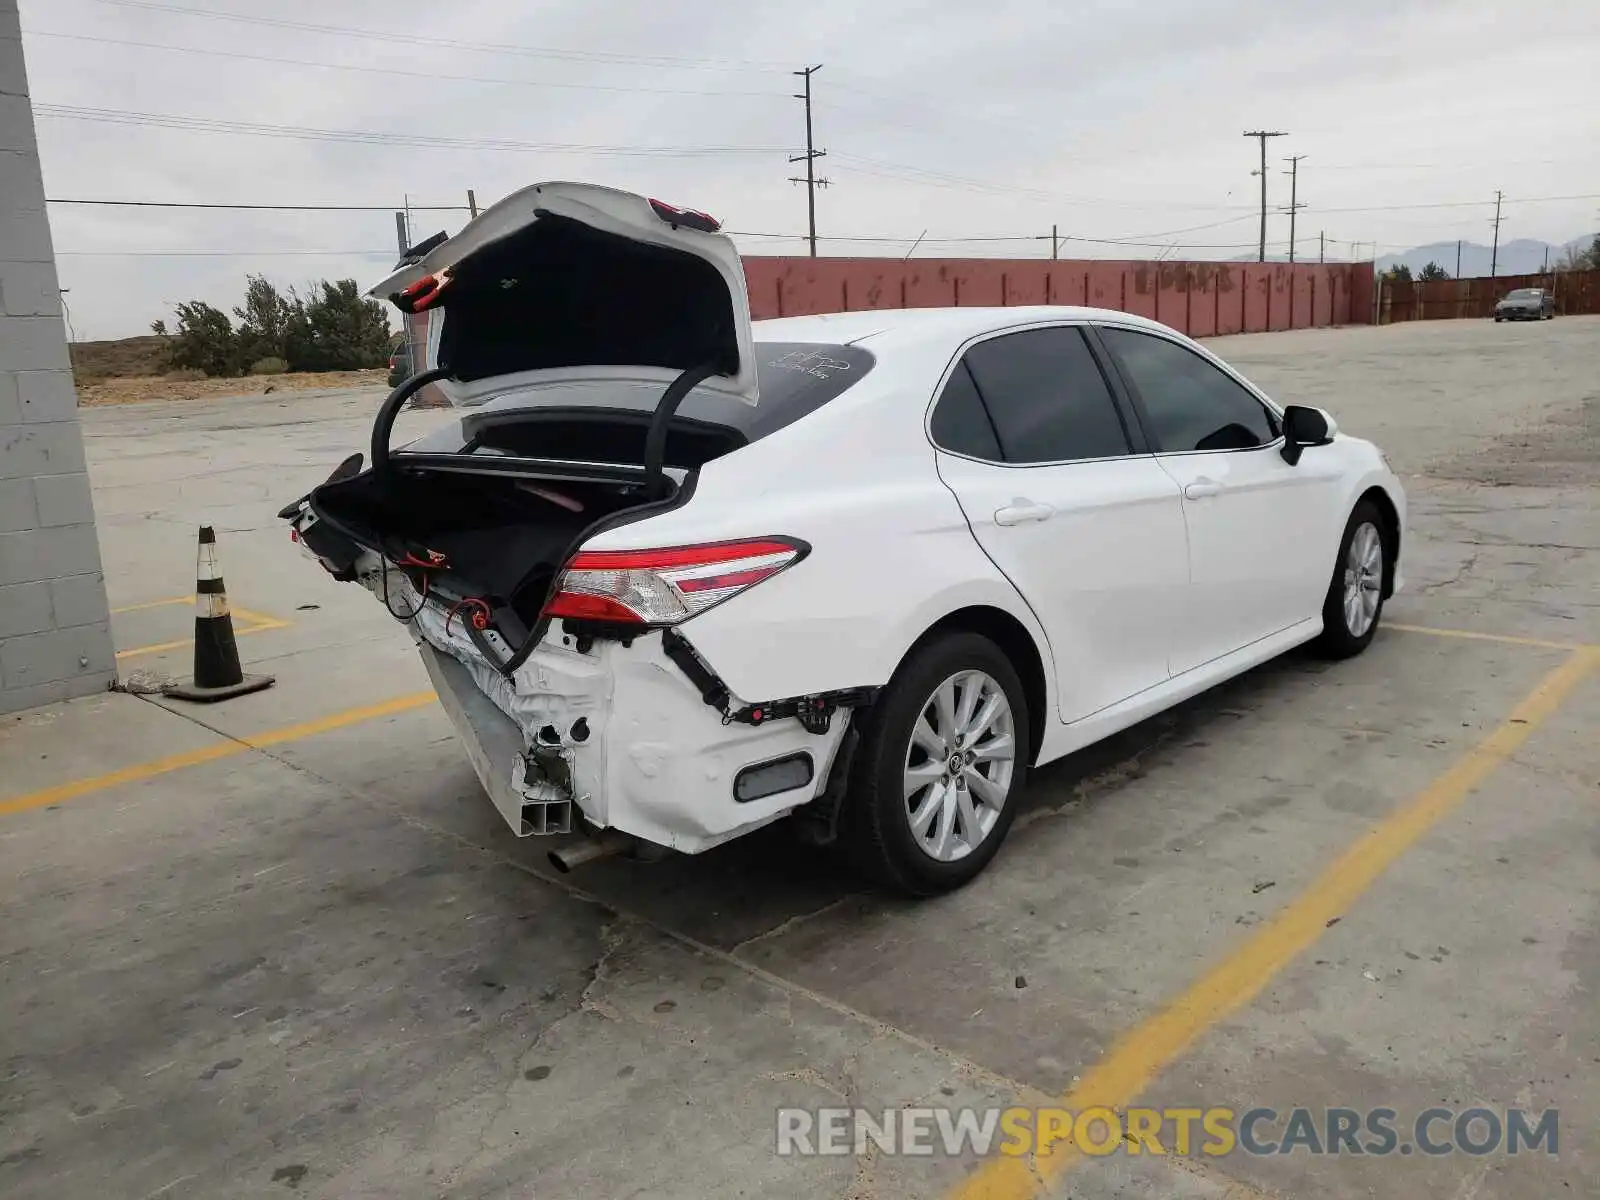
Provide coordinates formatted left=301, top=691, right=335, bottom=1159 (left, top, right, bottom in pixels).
left=280, top=182, right=1406, bottom=895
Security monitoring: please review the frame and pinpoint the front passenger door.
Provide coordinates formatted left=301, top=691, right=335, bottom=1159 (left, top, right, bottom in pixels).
left=931, top=325, right=1190, bottom=724
left=1096, top=325, right=1345, bottom=674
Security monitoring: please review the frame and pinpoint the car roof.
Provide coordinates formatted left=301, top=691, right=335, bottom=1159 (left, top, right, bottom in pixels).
left=752, top=306, right=1181, bottom=351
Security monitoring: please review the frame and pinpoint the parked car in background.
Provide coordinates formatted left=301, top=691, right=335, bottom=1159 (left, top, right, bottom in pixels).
left=281, top=182, right=1407, bottom=895
left=1493, top=288, right=1554, bottom=321
left=387, top=341, right=412, bottom=386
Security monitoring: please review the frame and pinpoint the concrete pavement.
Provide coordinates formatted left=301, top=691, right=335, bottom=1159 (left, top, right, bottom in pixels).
left=1, top=316, right=1596, bottom=1198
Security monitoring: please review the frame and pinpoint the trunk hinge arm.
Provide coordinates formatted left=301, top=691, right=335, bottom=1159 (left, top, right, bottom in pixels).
left=642, top=356, right=735, bottom=501
left=371, top=366, right=452, bottom=475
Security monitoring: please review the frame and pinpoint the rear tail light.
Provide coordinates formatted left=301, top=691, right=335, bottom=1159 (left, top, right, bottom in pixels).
left=543, top=537, right=807, bottom=626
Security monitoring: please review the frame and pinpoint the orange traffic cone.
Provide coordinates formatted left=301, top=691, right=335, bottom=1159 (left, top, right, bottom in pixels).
left=163, top=526, right=276, bottom=703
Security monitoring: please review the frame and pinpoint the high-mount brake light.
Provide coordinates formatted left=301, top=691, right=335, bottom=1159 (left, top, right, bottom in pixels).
left=647, top=198, right=721, bottom=233
left=543, top=538, right=806, bottom=626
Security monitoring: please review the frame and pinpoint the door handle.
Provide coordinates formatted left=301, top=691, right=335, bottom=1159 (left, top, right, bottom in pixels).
left=994, top=499, right=1055, bottom=526
left=1183, top=478, right=1223, bottom=500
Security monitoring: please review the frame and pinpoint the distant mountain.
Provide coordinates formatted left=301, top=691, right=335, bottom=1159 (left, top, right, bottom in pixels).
left=1228, top=233, right=1597, bottom=276
left=1376, top=234, right=1597, bottom=279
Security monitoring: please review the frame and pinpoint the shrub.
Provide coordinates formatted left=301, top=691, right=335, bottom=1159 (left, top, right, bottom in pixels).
left=157, top=276, right=394, bottom=382
left=161, top=368, right=207, bottom=382
left=164, top=300, right=240, bottom=376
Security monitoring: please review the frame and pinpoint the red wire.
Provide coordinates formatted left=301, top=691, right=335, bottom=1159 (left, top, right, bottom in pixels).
left=445, top=596, right=490, bottom=637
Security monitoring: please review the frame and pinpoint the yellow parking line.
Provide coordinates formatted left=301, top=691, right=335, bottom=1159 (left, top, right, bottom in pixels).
left=110, top=596, right=195, bottom=615
left=0, top=692, right=437, bottom=818
left=113, top=597, right=294, bottom=661
left=230, top=605, right=292, bottom=632
left=114, top=637, right=193, bottom=661
left=115, top=619, right=284, bottom=662
left=1388, top=622, right=1589, bottom=652
left=949, top=645, right=1598, bottom=1200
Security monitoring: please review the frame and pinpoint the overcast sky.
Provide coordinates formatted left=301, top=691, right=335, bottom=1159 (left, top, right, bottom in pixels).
left=19, top=0, right=1600, bottom=340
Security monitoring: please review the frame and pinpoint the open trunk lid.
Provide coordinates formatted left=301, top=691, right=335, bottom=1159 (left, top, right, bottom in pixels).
left=372, top=182, right=758, bottom=410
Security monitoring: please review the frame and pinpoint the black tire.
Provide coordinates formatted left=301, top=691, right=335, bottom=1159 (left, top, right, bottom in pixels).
left=840, top=631, right=1030, bottom=896
left=1312, top=499, right=1390, bottom=659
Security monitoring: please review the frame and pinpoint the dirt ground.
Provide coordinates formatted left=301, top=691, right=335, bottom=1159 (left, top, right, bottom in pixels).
left=2, top=316, right=1597, bottom=1200
left=76, top=369, right=390, bottom=407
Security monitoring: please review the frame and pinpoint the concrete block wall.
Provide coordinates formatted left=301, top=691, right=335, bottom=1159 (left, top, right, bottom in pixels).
left=0, top=3, right=117, bottom=713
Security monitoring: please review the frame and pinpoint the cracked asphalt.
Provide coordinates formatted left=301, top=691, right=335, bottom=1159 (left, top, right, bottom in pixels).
left=1, top=316, right=1596, bottom=1199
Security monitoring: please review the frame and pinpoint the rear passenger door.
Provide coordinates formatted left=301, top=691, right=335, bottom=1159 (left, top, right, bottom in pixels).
left=1095, top=324, right=1345, bottom=674
left=930, top=324, right=1190, bottom=724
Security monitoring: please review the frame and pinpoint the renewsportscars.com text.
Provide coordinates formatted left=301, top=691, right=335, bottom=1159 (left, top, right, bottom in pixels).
left=774, top=1105, right=1559, bottom=1159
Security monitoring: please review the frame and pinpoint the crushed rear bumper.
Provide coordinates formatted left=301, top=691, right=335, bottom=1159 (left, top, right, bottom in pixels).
left=407, top=588, right=850, bottom=854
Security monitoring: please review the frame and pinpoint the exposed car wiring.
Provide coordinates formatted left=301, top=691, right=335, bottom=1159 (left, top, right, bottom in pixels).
left=378, top=561, right=429, bottom=622
left=445, top=597, right=493, bottom=638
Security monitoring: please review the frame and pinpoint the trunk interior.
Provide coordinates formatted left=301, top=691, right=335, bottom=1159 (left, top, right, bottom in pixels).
left=308, top=465, right=648, bottom=630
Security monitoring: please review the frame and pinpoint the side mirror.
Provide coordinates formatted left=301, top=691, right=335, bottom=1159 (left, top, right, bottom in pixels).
left=1280, top=405, right=1334, bottom=465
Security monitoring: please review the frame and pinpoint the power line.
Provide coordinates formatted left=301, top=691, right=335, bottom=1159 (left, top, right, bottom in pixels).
left=56, top=248, right=398, bottom=256
left=48, top=198, right=470, bottom=212
left=21, top=29, right=788, bottom=100
left=80, top=0, right=795, bottom=73
left=1281, top=155, right=1307, bottom=264
left=1243, top=130, right=1289, bottom=262
left=32, top=104, right=792, bottom=157
left=59, top=231, right=1318, bottom=257
left=1308, top=192, right=1599, bottom=214
left=832, top=153, right=1252, bottom=212
left=1491, top=189, right=1505, bottom=278
left=788, top=65, right=828, bottom=257
left=834, top=156, right=1600, bottom=217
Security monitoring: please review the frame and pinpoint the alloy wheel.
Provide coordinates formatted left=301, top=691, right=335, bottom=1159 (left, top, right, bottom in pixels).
left=1342, top=521, right=1383, bottom=637
left=902, top=670, right=1016, bottom=862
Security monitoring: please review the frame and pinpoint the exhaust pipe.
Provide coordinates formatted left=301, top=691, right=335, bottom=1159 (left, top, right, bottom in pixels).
left=548, top=831, right=634, bottom=874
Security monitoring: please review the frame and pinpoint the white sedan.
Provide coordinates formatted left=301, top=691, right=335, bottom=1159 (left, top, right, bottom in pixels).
left=282, top=182, right=1406, bottom=895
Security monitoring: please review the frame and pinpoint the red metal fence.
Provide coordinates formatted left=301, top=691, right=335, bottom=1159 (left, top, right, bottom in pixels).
left=1379, top=269, right=1600, bottom=323
left=742, top=257, right=1375, bottom=336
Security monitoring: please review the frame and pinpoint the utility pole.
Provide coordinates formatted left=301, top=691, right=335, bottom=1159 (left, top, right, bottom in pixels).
left=1051, top=223, right=1059, bottom=260
left=467, top=189, right=479, bottom=219
left=1282, top=154, right=1307, bottom=264
left=1490, top=190, right=1504, bottom=278
left=1243, top=130, right=1288, bottom=262
left=788, top=65, right=828, bottom=257
left=1455, top=239, right=1461, bottom=278
left=394, top=211, right=409, bottom=257
left=1319, top=230, right=1325, bottom=264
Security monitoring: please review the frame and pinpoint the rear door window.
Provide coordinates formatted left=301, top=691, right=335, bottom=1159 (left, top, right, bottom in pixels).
left=929, top=361, right=1002, bottom=460
left=940, top=326, right=1131, bottom=464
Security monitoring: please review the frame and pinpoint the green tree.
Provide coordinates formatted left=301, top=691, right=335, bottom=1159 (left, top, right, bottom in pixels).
left=165, top=301, right=239, bottom=376
left=283, top=280, right=392, bottom=372
left=159, top=276, right=393, bottom=379
left=233, top=274, right=295, bottom=367
left=1381, top=263, right=1414, bottom=283
left=1418, top=262, right=1450, bottom=281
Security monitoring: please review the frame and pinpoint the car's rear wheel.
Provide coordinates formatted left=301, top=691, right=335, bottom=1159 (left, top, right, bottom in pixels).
left=841, top=631, right=1029, bottom=895
left=1312, top=499, right=1389, bottom=659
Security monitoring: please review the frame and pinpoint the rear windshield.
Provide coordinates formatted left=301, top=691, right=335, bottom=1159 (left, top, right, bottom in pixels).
left=400, top=341, right=875, bottom=459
